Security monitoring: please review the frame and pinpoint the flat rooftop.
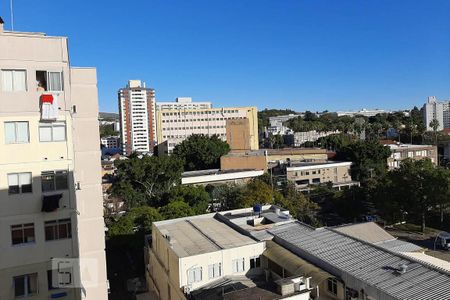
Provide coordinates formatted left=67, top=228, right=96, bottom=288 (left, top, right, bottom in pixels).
left=182, top=168, right=260, bottom=178
left=224, top=148, right=328, bottom=157
left=388, top=144, right=435, bottom=150
left=154, top=216, right=258, bottom=257
left=286, top=161, right=352, bottom=170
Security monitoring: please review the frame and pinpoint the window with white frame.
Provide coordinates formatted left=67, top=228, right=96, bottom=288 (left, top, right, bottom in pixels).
left=14, top=273, right=38, bottom=297
left=208, top=263, right=221, bottom=279
left=232, top=258, right=245, bottom=273
left=36, top=70, right=64, bottom=91
left=250, top=256, right=261, bottom=269
left=45, top=218, right=72, bottom=241
left=8, top=172, right=32, bottom=194
left=11, top=223, right=35, bottom=245
left=39, top=122, right=66, bottom=142
left=2, top=69, right=27, bottom=91
left=187, top=267, right=202, bottom=284
left=4, top=121, right=29, bottom=144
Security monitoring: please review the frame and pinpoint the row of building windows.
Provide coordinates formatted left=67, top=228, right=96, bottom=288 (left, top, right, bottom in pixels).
left=163, top=133, right=226, bottom=139
left=161, top=117, right=243, bottom=123
left=161, top=110, right=240, bottom=116
left=186, top=257, right=260, bottom=284
left=163, top=125, right=226, bottom=131
left=1, top=69, right=64, bottom=92
left=11, top=218, right=72, bottom=246
left=7, top=170, right=68, bottom=195
left=4, top=121, right=66, bottom=144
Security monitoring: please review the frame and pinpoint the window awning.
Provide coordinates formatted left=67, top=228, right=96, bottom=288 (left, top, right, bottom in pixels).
left=42, top=194, right=62, bottom=212
left=263, top=240, right=334, bottom=287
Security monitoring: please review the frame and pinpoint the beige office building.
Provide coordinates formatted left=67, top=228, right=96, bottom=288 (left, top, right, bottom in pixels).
left=286, top=161, right=358, bottom=191
left=0, top=21, right=108, bottom=299
left=156, top=106, right=259, bottom=153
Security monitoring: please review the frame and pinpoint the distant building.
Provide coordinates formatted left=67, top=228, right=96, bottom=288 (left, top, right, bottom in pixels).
left=226, top=118, right=257, bottom=151
left=386, top=143, right=437, bottom=169
left=156, top=106, right=259, bottom=153
left=284, top=130, right=339, bottom=147
left=336, top=108, right=390, bottom=117
left=181, top=169, right=264, bottom=186
left=267, top=114, right=302, bottom=135
left=285, top=161, right=357, bottom=191
left=220, top=148, right=329, bottom=171
left=156, top=97, right=212, bottom=111
left=100, top=136, right=120, bottom=149
left=422, top=96, right=450, bottom=131
left=118, top=80, right=157, bottom=155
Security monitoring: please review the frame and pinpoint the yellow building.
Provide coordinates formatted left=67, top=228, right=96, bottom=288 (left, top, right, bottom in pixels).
left=156, top=106, right=258, bottom=153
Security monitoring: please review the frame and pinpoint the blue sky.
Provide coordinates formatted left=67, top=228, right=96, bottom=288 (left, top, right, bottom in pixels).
left=2, top=0, right=449, bottom=112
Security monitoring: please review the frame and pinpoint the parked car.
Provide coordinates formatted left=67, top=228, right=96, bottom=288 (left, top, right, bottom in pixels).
left=436, top=232, right=450, bottom=250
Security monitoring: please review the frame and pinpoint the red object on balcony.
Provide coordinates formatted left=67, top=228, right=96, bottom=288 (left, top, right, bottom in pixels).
left=41, top=94, right=54, bottom=104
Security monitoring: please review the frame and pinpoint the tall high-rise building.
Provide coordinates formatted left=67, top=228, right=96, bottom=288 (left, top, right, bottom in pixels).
left=422, top=96, right=450, bottom=131
left=118, top=80, right=156, bottom=155
left=0, top=20, right=108, bottom=299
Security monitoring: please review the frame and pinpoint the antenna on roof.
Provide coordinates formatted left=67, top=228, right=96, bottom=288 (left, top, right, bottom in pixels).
left=10, top=0, right=14, bottom=30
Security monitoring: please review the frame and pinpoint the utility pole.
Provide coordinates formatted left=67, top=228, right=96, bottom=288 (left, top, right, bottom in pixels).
left=10, top=0, right=14, bottom=30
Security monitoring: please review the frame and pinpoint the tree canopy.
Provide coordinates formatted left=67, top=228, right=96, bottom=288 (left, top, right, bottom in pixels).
left=173, top=134, right=230, bottom=171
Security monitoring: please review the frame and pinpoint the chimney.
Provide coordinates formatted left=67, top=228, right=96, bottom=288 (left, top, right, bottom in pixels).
left=0, top=17, right=4, bottom=33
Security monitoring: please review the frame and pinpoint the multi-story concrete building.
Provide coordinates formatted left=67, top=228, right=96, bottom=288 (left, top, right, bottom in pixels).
left=285, top=161, right=358, bottom=191
left=100, top=136, right=120, bottom=149
left=145, top=209, right=313, bottom=300
left=157, top=106, right=259, bottom=153
left=118, top=80, right=156, bottom=155
left=267, top=114, right=302, bottom=135
left=285, top=130, right=340, bottom=147
left=336, top=108, right=390, bottom=117
left=156, top=97, right=212, bottom=111
left=422, top=96, right=450, bottom=131
left=0, top=20, right=107, bottom=299
left=386, top=143, right=437, bottom=169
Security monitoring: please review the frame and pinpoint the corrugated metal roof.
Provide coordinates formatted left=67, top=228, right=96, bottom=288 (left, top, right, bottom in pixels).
left=377, top=239, right=424, bottom=253
left=263, top=240, right=333, bottom=286
left=269, top=222, right=450, bottom=300
left=334, top=222, right=396, bottom=244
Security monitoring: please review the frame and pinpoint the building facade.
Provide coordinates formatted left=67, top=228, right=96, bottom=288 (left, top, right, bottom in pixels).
left=422, top=96, right=450, bottom=131
left=118, top=80, right=156, bottom=155
left=100, top=136, right=120, bottom=149
left=156, top=97, right=212, bottom=111
left=387, top=143, right=438, bottom=169
left=0, top=22, right=108, bottom=299
left=285, top=130, right=339, bottom=147
left=285, top=161, right=356, bottom=191
left=157, top=106, right=259, bottom=153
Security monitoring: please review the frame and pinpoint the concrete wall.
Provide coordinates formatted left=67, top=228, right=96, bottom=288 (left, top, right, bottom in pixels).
left=287, top=163, right=352, bottom=188
left=226, top=118, right=251, bottom=151
left=221, top=154, right=267, bottom=171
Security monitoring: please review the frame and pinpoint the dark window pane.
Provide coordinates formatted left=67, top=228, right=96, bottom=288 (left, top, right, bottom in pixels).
left=24, top=227, right=35, bottom=243
left=11, top=228, right=23, bottom=245
left=21, top=184, right=32, bottom=193
left=45, top=224, right=56, bottom=241
left=55, top=171, right=68, bottom=190
left=14, top=276, right=25, bottom=297
left=8, top=185, right=20, bottom=194
left=42, top=174, right=55, bottom=191
left=58, top=223, right=68, bottom=239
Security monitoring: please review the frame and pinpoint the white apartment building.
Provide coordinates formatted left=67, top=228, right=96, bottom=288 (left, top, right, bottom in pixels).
left=0, top=20, right=108, bottom=299
left=157, top=106, right=259, bottom=153
left=422, top=96, right=450, bottom=131
left=147, top=214, right=266, bottom=299
left=100, top=136, right=120, bottom=149
left=287, top=130, right=339, bottom=147
left=336, top=108, right=390, bottom=117
left=156, top=97, right=212, bottom=111
left=118, top=80, right=156, bottom=155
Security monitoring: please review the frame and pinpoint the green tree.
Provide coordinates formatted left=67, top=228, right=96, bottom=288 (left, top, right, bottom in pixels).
left=159, top=200, right=195, bottom=219
left=380, top=159, right=449, bottom=232
left=429, top=118, right=440, bottom=146
left=108, top=206, right=162, bottom=236
left=99, top=124, right=119, bottom=137
left=210, top=184, right=244, bottom=210
left=111, top=155, right=184, bottom=207
left=173, top=134, right=230, bottom=171
left=337, top=140, right=391, bottom=185
left=168, top=185, right=210, bottom=214
left=277, top=182, right=320, bottom=225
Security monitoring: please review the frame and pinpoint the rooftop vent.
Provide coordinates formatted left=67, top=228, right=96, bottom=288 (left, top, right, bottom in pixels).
left=397, top=264, right=408, bottom=274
